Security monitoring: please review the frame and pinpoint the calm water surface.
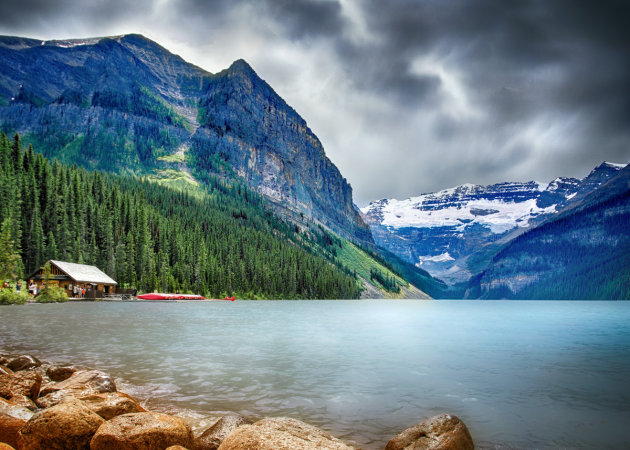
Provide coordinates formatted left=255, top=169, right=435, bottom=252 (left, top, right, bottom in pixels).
left=2, top=300, right=630, bottom=449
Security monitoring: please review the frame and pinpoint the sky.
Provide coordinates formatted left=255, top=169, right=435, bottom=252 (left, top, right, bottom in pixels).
left=0, top=0, right=629, bottom=205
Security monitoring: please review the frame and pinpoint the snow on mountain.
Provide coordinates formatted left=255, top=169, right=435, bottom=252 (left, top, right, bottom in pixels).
left=362, top=162, right=628, bottom=284
left=361, top=181, right=557, bottom=233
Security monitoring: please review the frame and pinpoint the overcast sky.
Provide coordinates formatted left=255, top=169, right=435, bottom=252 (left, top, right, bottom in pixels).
left=1, top=0, right=629, bottom=205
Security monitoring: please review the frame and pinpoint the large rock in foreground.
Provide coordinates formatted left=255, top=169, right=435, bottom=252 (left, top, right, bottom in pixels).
left=90, top=412, right=194, bottom=450
left=0, top=412, right=26, bottom=448
left=18, top=399, right=105, bottom=450
left=37, top=369, right=116, bottom=408
left=194, top=413, right=252, bottom=450
left=0, top=397, right=33, bottom=448
left=0, top=370, right=42, bottom=401
left=217, top=417, right=354, bottom=450
left=78, top=391, right=146, bottom=420
left=385, top=414, right=474, bottom=450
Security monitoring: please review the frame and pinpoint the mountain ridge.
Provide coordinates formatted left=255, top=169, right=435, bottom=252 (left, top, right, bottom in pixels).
left=362, top=161, right=628, bottom=285
left=0, top=33, right=371, bottom=243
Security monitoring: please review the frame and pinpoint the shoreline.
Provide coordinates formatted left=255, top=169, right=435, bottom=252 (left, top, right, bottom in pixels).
left=1, top=351, right=475, bottom=449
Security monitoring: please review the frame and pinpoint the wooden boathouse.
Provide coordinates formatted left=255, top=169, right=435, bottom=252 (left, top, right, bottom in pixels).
left=27, top=260, right=117, bottom=298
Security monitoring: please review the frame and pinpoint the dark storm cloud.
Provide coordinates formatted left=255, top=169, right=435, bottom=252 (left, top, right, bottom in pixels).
left=327, top=0, right=630, bottom=201
left=0, top=0, right=150, bottom=30
left=0, top=0, right=628, bottom=202
left=262, top=0, right=345, bottom=40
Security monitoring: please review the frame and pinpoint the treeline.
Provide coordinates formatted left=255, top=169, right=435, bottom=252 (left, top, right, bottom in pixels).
left=468, top=189, right=630, bottom=299
left=0, top=133, right=361, bottom=299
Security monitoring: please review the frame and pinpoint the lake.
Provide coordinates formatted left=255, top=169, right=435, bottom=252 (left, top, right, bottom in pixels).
left=1, top=300, right=630, bottom=448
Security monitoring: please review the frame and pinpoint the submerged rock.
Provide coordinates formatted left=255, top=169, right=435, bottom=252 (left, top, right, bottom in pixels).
left=46, top=365, right=77, bottom=382
left=6, top=355, right=41, bottom=372
left=217, top=417, right=355, bottom=450
left=18, top=399, right=105, bottom=450
left=37, top=369, right=116, bottom=408
left=79, top=391, right=146, bottom=420
left=194, top=413, right=252, bottom=450
left=90, top=412, right=194, bottom=450
left=385, top=413, right=474, bottom=450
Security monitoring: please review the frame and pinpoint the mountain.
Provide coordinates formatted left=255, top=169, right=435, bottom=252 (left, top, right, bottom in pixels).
left=0, top=34, right=370, bottom=243
left=467, top=165, right=630, bottom=299
left=362, top=162, right=627, bottom=285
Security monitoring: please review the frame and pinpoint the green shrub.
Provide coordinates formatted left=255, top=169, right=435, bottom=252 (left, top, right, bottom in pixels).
left=36, top=285, right=69, bottom=303
left=0, top=287, right=29, bottom=305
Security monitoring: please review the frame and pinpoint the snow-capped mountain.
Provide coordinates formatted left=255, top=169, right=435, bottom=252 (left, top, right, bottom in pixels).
left=361, top=162, right=627, bottom=283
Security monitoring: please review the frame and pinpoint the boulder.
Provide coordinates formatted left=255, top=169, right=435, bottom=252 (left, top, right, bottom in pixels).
left=78, top=391, right=146, bottom=420
left=385, top=414, right=474, bottom=450
left=194, top=413, right=252, bottom=450
left=0, top=370, right=42, bottom=400
left=90, top=412, right=194, bottom=450
left=166, top=447, right=189, bottom=450
left=46, top=365, right=77, bottom=382
left=5, top=393, right=37, bottom=411
left=18, top=399, right=105, bottom=450
left=0, top=397, right=34, bottom=421
left=194, top=414, right=251, bottom=450
left=0, top=412, right=25, bottom=449
left=0, top=443, right=16, bottom=450
left=6, top=355, right=41, bottom=372
left=37, top=369, right=116, bottom=408
left=217, top=417, right=355, bottom=450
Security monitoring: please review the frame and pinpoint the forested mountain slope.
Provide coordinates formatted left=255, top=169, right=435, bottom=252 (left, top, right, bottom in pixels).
left=467, top=166, right=630, bottom=299
left=0, top=133, right=438, bottom=298
left=0, top=34, right=369, bottom=242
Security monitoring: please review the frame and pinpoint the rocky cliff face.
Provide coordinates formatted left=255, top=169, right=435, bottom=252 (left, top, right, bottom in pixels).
left=362, top=162, right=627, bottom=283
left=192, top=60, right=371, bottom=241
left=0, top=34, right=370, bottom=242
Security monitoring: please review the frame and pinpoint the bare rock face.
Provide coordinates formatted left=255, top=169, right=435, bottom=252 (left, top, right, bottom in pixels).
left=90, top=412, right=194, bottom=450
left=37, top=369, right=116, bottom=408
left=385, top=414, right=474, bottom=450
left=78, top=391, right=146, bottom=420
left=46, top=365, right=77, bottom=382
left=217, top=417, right=354, bottom=450
left=18, top=399, right=105, bottom=450
left=0, top=370, right=42, bottom=401
left=6, top=355, right=41, bottom=372
left=194, top=413, right=252, bottom=450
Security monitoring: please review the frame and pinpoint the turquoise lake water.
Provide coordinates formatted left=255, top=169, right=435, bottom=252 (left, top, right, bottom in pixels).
left=1, top=300, right=630, bottom=448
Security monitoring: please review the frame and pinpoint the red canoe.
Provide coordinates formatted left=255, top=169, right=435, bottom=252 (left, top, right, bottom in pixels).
left=136, top=293, right=206, bottom=300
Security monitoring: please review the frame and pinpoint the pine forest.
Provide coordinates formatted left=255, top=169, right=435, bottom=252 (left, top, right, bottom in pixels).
left=0, top=132, right=362, bottom=299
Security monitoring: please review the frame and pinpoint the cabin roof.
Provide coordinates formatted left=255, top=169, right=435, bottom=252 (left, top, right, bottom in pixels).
left=46, top=260, right=117, bottom=285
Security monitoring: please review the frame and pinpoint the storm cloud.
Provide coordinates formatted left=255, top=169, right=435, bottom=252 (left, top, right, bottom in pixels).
left=1, top=0, right=628, bottom=204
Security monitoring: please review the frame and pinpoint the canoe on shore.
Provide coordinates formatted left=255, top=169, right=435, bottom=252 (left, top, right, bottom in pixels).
left=136, top=293, right=206, bottom=300
left=135, top=294, right=236, bottom=301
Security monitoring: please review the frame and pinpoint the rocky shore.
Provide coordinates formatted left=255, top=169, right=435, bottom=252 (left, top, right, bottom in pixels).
left=0, top=353, right=475, bottom=449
